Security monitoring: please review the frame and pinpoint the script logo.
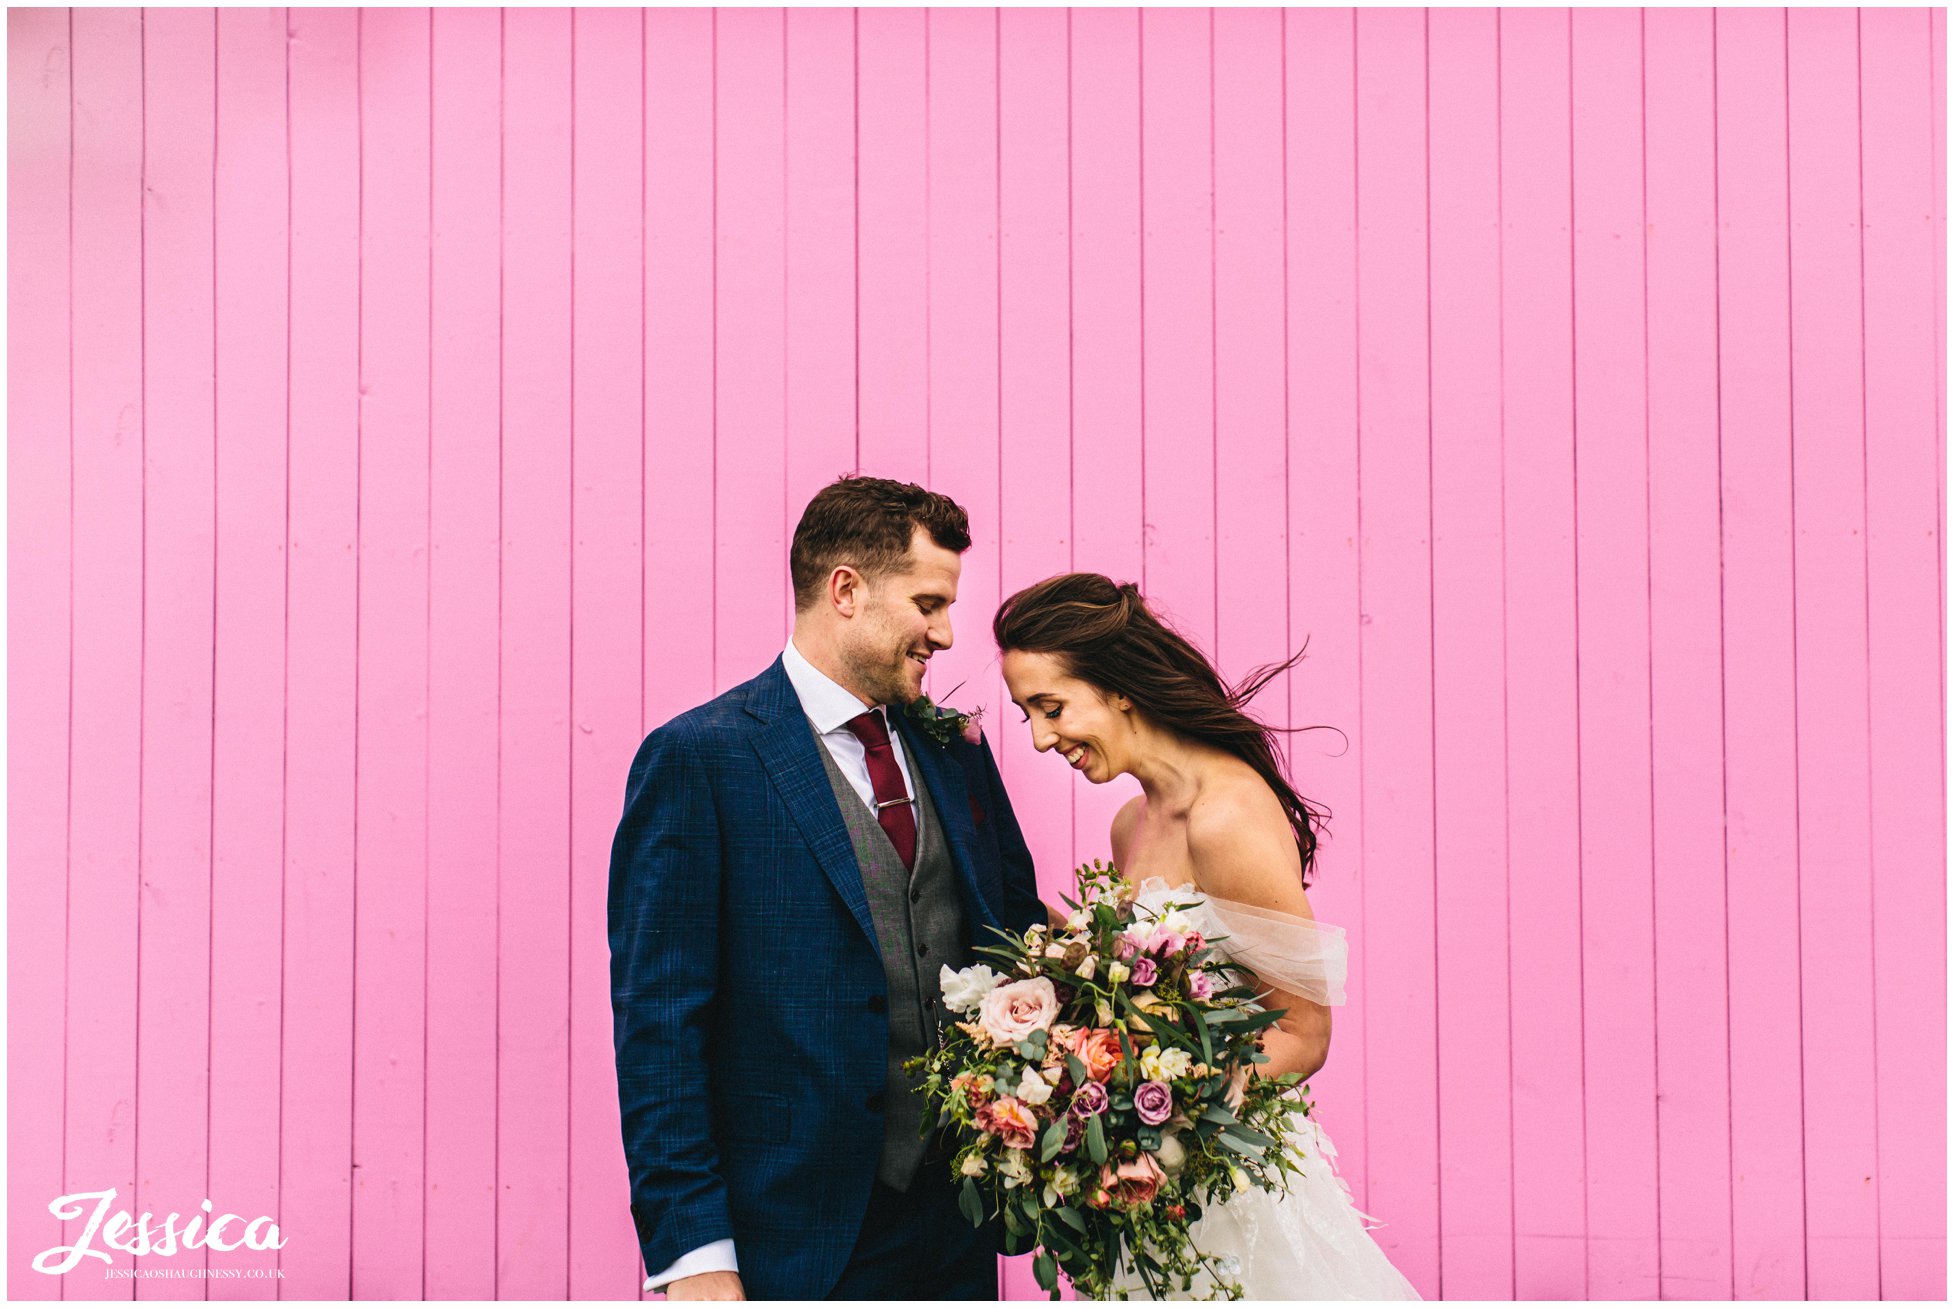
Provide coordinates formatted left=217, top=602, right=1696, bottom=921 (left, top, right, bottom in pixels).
left=32, top=1189, right=286, bottom=1274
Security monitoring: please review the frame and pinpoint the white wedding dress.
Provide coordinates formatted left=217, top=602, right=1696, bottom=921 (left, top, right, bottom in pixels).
left=1105, top=878, right=1422, bottom=1301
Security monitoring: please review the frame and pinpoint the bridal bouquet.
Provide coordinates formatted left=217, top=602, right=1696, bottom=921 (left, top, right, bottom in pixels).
left=906, top=861, right=1311, bottom=1300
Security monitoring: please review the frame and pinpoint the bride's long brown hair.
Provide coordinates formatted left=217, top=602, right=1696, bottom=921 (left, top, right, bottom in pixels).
left=993, top=572, right=1334, bottom=888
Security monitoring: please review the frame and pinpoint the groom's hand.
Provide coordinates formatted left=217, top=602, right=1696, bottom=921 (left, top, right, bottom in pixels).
left=665, top=1271, right=746, bottom=1300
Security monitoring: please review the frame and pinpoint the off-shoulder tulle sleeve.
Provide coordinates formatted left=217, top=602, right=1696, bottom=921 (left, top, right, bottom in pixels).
left=1199, top=893, right=1349, bottom=1007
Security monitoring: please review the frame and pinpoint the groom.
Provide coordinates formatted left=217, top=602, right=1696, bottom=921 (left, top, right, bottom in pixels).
left=610, top=476, right=1046, bottom=1300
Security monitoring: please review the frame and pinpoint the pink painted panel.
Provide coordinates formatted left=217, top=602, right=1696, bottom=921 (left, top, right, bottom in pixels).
left=569, top=8, right=647, bottom=1298
left=1786, top=8, right=1881, bottom=1300
left=1282, top=4, right=1370, bottom=1220
left=8, top=8, right=1944, bottom=1302
left=642, top=7, right=716, bottom=732
left=7, top=8, right=74, bottom=1299
left=352, top=9, right=433, bottom=1295
left=498, top=8, right=573, bottom=1294
left=1570, top=9, right=1661, bottom=1299
left=1862, top=6, right=1948, bottom=1299
left=1351, top=9, right=1439, bottom=1293
left=207, top=8, right=290, bottom=1299
left=1498, top=8, right=1589, bottom=1297
left=1138, top=7, right=1216, bottom=656
left=281, top=8, right=362, bottom=1297
left=1716, top=9, right=1810, bottom=1297
left=1426, top=8, right=1514, bottom=1298
left=425, top=7, right=503, bottom=1298
left=1644, top=7, right=1737, bottom=1298
left=856, top=7, right=929, bottom=488
left=713, top=7, right=789, bottom=682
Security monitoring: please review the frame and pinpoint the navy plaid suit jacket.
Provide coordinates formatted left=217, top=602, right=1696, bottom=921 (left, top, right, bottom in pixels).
left=608, top=656, right=1046, bottom=1299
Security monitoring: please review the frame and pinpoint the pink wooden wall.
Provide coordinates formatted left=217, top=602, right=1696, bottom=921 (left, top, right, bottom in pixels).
left=8, top=6, right=1944, bottom=1301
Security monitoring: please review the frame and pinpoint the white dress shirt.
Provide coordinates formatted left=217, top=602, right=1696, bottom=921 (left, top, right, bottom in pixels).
left=642, top=640, right=922, bottom=1293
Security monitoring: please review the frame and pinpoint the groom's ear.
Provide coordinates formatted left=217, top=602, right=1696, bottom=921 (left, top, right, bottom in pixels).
left=828, top=564, right=862, bottom=617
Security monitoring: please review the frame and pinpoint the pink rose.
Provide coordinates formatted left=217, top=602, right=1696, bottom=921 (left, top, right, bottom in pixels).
left=980, top=1095, right=1040, bottom=1150
left=1187, top=971, right=1215, bottom=1001
left=1128, top=957, right=1159, bottom=988
left=1183, top=931, right=1205, bottom=954
left=1099, top=1152, right=1166, bottom=1206
left=979, top=977, right=1060, bottom=1046
left=960, top=716, right=984, bottom=745
left=1134, top=1079, right=1174, bottom=1126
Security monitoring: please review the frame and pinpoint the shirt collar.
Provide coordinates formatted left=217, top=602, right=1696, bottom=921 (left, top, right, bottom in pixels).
left=781, top=637, right=885, bottom=736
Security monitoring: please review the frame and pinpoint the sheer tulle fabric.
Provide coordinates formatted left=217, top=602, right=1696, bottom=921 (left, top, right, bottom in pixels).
left=1103, top=879, right=1421, bottom=1300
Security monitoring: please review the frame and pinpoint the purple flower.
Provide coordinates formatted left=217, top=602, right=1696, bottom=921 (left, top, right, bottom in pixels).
left=1129, top=957, right=1159, bottom=989
left=1187, top=971, right=1214, bottom=1001
left=1070, top=1081, right=1110, bottom=1118
left=1134, top=1079, right=1174, bottom=1126
left=1062, top=1115, right=1084, bottom=1153
left=960, top=716, right=984, bottom=745
left=1053, top=982, right=1077, bottom=1006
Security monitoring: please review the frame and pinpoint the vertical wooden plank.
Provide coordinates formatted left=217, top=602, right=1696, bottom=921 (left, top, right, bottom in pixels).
left=856, top=7, right=928, bottom=486
left=351, top=9, right=432, bottom=1295
left=281, top=6, right=361, bottom=1297
left=1785, top=7, right=1882, bottom=1299
left=499, top=7, right=572, bottom=1294
left=1643, top=7, right=1735, bottom=1298
left=1569, top=9, right=1660, bottom=1300
left=134, top=9, right=217, bottom=1295
left=1068, top=6, right=1144, bottom=869
left=643, top=7, right=716, bottom=732
left=1862, top=6, right=1947, bottom=1299
left=785, top=8, right=858, bottom=512
left=208, top=6, right=289, bottom=1295
left=1212, top=9, right=1288, bottom=701
left=1283, top=3, right=1369, bottom=1213
left=997, top=2, right=1073, bottom=896
left=1715, top=9, right=1809, bottom=1298
left=1498, top=7, right=1587, bottom=1297
left=1351, top=8, right=1438, bottom=1291
left=1426, top=8, right=1514, bottom=1298
left=925, top=5, right=1000, bottom=775
left=425, top=5, right=501, bottom=1298
left=1138, top=6, right=1214, bottom=653
left=8, top=7, right=73, bottom=1295
left=569, top=7, right=646, bottom=1298
left=714, top=7, right=787, bottom=684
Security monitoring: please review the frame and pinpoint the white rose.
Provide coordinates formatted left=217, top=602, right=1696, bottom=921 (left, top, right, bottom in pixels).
left=939, top=963, right=1003, bottom=1015
left=998, top=1150, right=1032, bottom=1188
left=1154, top=1131, right=1188, bottom=1174
left=961, top=1153, right=990, bottom=1177
left=1017, top=1068, right=1053, bottom=1106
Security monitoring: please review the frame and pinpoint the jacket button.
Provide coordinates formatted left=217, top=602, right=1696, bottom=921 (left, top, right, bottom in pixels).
left=867, top=994, right=886, bottom=1014
left=916, top=942, right=930, bottom=958
left=867, top=1092, right=885, bottom=1113
left=910, top=886, right=922, bottom=904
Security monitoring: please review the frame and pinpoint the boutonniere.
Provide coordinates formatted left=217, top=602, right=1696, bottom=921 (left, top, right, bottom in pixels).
left=905, top=684, right=985, bottom=747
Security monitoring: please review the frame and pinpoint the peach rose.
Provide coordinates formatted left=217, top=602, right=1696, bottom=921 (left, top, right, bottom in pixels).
left=1062, top=1027, right=1126, bottom=1083
left=1099, top=1152, right=1166, bottom=1206
left=977, top=1095, right=1040, bottom=1150
left=978, top=977, right=1060, bottom=1046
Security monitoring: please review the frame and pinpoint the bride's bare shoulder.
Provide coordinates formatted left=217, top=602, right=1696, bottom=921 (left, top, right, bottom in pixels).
left=1109, top=793, right=1146, bottom=870
left=1185, top=771, right=1312, bottom=918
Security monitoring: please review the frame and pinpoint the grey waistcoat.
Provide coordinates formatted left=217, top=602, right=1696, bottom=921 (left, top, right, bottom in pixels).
left=814, top=732, right=971, bottom=1192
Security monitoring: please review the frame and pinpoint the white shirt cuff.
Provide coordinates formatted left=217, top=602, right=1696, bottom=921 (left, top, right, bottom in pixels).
left=644, top=1239, right=738, bottom=1294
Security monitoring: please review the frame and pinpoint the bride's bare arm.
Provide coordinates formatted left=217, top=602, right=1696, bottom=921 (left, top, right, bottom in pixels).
left=1185, top=785, right=1332, bottom=1083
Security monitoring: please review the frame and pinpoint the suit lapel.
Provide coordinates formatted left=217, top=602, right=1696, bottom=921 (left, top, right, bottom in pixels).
left=744, top=659, right=880, bottom=948
left=891, top=706, right=1003, bottom=936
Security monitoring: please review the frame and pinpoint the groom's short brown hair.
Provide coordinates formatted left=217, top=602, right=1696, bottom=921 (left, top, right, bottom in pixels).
left=791, top=476, right=971, bottom=611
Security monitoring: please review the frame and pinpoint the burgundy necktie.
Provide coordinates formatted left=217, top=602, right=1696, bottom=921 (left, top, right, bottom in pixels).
left=843, top=707, right=917, bottom=871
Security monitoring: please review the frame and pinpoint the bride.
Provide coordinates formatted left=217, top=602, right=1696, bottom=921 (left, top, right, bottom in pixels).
left=994, top=573, right=1421, bottom=1301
